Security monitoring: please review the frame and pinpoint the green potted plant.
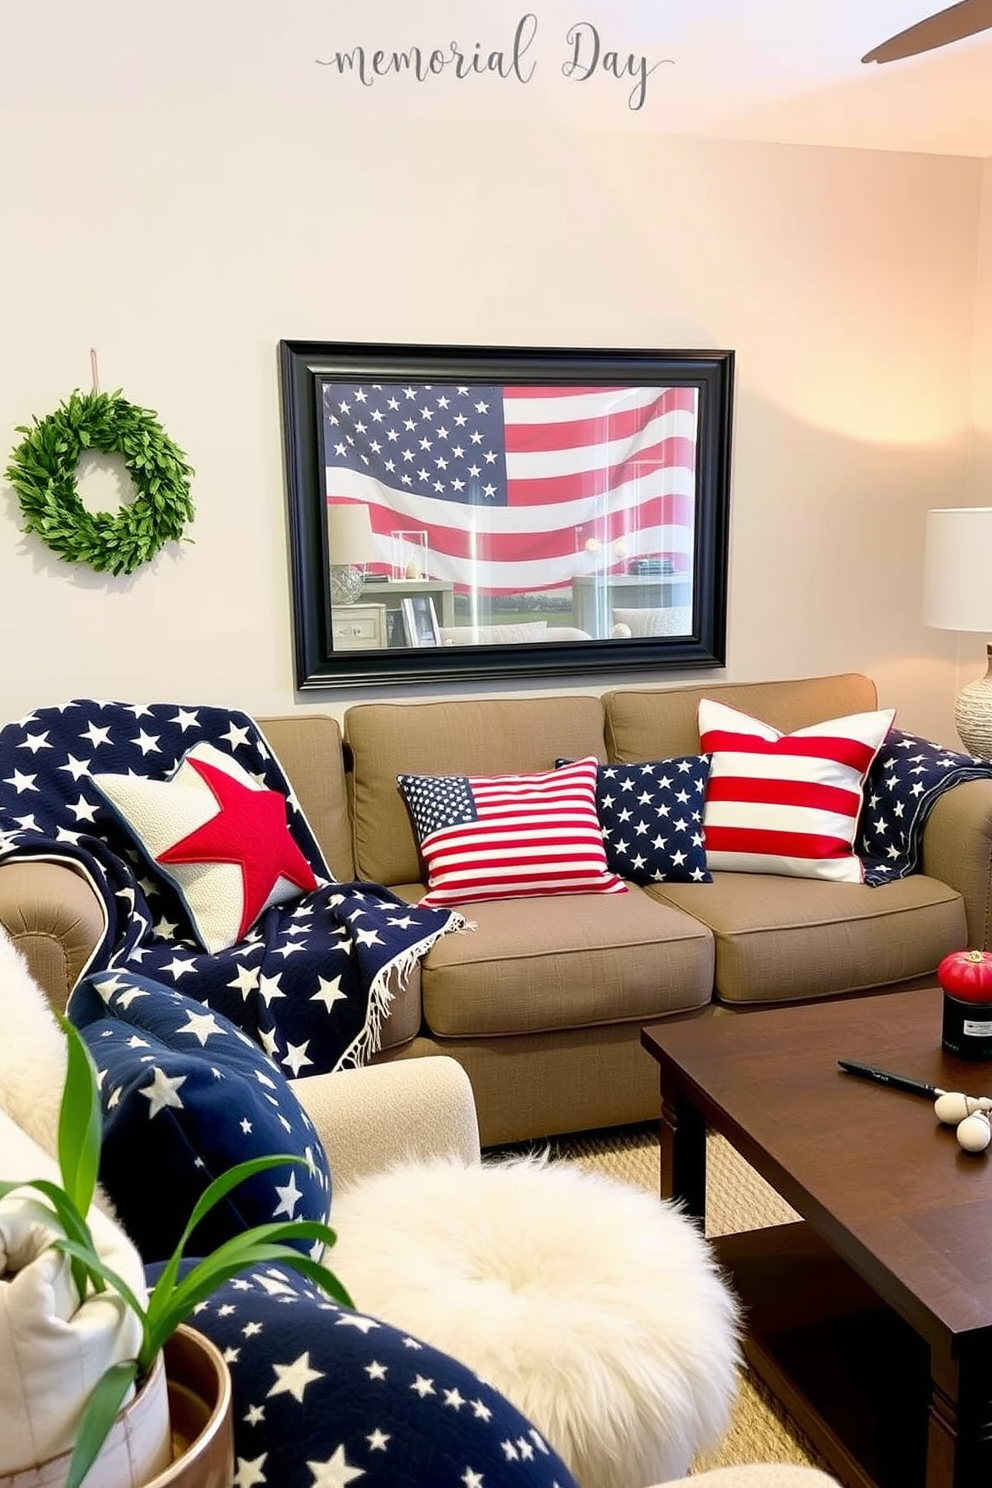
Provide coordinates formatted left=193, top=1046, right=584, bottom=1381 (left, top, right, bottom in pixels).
left=0, top=1015, right=351, bottom=1488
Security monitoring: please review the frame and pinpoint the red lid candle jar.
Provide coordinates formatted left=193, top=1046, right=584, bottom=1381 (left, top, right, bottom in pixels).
left=939, top=949, right=992, bottom=1061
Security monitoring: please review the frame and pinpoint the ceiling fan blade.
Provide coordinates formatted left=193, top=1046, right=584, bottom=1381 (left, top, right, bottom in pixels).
left=862, top=0, right=992, bottom=62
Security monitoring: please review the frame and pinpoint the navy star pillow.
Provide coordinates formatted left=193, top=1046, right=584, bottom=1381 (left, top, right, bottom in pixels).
left=152, top=1264, right=579, bottom=1488
left=558, top=756, right=712, bottom=885
left=69, top=970, right=331, bottom=1264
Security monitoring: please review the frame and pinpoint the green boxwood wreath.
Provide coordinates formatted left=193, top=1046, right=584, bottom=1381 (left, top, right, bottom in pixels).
left=5, top=388, right=195, bottom=576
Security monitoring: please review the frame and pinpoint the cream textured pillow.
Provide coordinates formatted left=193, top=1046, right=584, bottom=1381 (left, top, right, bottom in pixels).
left=612, top=606, right=692, bottom=637
left=698, top=698, right=895, bottom=882
left=440, top=621, right=548, bottom=645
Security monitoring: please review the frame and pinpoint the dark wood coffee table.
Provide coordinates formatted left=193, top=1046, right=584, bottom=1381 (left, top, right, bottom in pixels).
left=641, top=988, right=992, bottom=1488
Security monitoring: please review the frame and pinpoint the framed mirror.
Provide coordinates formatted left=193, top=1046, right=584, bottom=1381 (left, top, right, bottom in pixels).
left=278, top=340, right=734, bottom=690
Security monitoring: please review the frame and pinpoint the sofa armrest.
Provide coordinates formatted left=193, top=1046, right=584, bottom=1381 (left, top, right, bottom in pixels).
left=292, top=1056, right=481, bottom=1191
left=0, top=860, right=106, bottom=1013
left=919, top=778, right=992, bottom=949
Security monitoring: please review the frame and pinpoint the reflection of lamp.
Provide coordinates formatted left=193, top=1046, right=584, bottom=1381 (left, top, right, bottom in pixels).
left=327, top=503, right=377, bottom=604
left=923, top=507, right=992, bottom=756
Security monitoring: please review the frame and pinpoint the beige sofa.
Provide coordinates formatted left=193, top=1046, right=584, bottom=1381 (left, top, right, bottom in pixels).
left=1, top=671, right=986, bottom=1146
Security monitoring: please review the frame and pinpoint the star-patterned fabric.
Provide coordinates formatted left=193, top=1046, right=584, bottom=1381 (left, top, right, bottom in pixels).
left=559, top=756, right=712, bottom=885
left=147, top=1263, right=580, bottom=1488
left=69, top=970, right=331, bottom=1263
left=0, top=701, right=463, bottom=1075
left=856, top=728, right=992, bottom=884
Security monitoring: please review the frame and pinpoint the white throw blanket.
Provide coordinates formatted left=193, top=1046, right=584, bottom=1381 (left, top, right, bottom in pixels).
left=0, top=930, right=68, bottom=1162
left=0, top=1104, right=152, bottom=1470
left=0, top=930, right=157, bottom=1473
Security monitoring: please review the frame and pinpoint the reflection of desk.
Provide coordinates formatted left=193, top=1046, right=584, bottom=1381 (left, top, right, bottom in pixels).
left=331, top=603, right=387, bottom=652
left=360, top=579, right=455, bottom=629
left=327, top=604, right=386, bottom=651
left=571, top=575, right=692, bottom=640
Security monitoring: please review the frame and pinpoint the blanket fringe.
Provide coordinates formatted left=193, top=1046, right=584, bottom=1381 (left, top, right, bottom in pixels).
left=336, top=911, right=470, bottom=1071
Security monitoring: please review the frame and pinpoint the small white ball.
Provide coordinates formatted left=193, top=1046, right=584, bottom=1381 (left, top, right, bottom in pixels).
left=584, top=537, right=600, bottom=554
left=612, top=540, right=628, bottom=560
left=957, top=1112, right=992, bottom=1153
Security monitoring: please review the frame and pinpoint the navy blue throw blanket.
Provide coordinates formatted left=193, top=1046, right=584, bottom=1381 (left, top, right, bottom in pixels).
left=857, top=728, right=992, bottom=885
left=0, top=700, right=462, bottom=1073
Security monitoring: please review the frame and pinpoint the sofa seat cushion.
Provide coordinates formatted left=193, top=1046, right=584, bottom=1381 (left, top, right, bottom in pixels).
left=648, top=872, right=966, bottom=1005
left=398, top=885, right=713, bottom=1037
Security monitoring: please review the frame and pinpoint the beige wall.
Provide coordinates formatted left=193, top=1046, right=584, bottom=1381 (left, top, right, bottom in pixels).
left=0, top=98, right=983, bottom=744
left=959, top=159, right=992, bottom=700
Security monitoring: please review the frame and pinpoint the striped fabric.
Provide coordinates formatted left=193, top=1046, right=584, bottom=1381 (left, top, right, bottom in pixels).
left=397, top=755, right=627, bottom=907
left=324, top=381, right=697, bottom=595
left=698, top=698, right=895, bottom=882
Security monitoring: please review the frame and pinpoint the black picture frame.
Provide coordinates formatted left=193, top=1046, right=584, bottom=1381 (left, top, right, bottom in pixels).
left=279, top=340, right=734, bottom=690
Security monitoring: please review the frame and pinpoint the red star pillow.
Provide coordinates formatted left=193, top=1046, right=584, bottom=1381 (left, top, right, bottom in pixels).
left=92, top=742, right=318, bottom=952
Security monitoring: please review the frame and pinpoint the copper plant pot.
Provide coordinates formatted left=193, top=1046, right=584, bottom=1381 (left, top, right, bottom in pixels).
left=156, top=1325, right=234, bottom=1488
left=1, top=1324, right=233, bottom=1488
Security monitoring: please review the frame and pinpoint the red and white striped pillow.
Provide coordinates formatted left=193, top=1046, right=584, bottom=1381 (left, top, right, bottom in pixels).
left=397, top=755, right=627, bottom=907
left=697, top=699, right=895, bottom=882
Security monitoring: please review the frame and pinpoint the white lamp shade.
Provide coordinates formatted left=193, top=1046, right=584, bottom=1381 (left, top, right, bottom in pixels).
left=923, top=507, right=992, bottom=632
left=327, top=503, right=378, bottom=565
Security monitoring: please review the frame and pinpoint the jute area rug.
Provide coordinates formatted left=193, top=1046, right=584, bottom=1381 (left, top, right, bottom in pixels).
left=539, top=1122, right=832, bottom=1475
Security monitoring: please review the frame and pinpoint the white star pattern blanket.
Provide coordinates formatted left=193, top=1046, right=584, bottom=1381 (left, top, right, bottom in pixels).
left=0, top=700, right=462, bottom=1076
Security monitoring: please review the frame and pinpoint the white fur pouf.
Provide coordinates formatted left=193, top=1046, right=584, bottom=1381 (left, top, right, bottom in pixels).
left=330, top=1153, right=741, bottom=1488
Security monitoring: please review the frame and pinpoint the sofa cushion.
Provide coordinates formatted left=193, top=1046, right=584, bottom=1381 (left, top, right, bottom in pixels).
left=347, top=695, right=609, bottom=886
left=70, top=970, right=331, bottom=1262
left=257, top=713, right=356, bottom=881
left=697, top=698, right=894, bottom=883
left=647, top=872, right=966, bottom=1005
left=398, top=757, right=625, bottom=908
left=604, top=673, right=879, bottom=765
left=92, top=742, right=319, bottom=953
left=408, top=887, right=713, bottom=1036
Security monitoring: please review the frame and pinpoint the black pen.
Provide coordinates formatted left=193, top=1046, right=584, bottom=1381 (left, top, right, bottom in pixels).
left=837, top=1059, right=943, bottom=1100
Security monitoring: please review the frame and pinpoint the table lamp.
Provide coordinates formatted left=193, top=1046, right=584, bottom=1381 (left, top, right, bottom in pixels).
left=327, top=502, right=378, bottom=604
left=923, top=506, right=992, bottom=757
